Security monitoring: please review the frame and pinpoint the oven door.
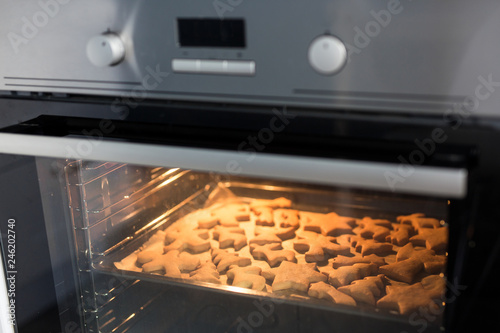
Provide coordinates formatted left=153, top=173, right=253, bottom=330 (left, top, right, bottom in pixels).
left=0, top=111, right=477, bottom=333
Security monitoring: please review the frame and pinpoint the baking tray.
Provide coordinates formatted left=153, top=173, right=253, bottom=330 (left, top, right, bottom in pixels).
left=93, top=180, right=447, bottom=328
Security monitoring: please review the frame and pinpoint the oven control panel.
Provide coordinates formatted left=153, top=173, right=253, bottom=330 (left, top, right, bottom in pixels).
left=1, top=0, right=500, bottom=117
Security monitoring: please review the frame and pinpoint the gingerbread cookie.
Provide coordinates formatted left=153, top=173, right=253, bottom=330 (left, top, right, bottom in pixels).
left=141, top=250, right=200, bottom=278
left=197, top=215, right=221, bottom=229
left=410, top=227, right=448, bottom=252
left=211, top=249, right=252, bottom=273
left=250, top=243, right=296, bottom=267
left=321, top=263, right=378, bottom=288
left=386, top=224, right=414, bottom=246
left=250, top=226, right=296, bottom=245
left=397, top=213, right=441, bottom=230
left=338, top=274, right=385, bottom=306
left=350, top=237, right=394, bottom=256
left=262, top=261, right=327, bottom=292
left=189, top=261, right=221, bottom=284
left=379, top=258, right=423, bottom=284
left=212, top=225, right=247, bottom=251
left=253, top=206, right=274, bottom=226
left=227, top=266, right=266, bottom=291
left=164, top=228, right=211, bottom=254
left=396, top=243, right=446, bottom=274
left=250, top=197, right=292, bottom=210
left=209, top=203, right=251, bottom=227
left=274, top=209, right=300, bottom=229
left=377, top=275, right=445, bottom=315
left=304, top=212, right=356, bottom=237
left=331, top=254, right=386, bottom=268
left=308, top=281, right=356, bottom=306
left=294, top=232, right=350, bottom=262
left=357, top=217, right=392, bottom=242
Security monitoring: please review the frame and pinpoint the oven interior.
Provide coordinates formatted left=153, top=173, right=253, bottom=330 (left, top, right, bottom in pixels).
left=35, top=157, right=451, bottom=333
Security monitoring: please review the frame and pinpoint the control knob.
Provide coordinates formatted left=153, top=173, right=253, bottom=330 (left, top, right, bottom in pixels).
left=86, top=33, right=125, bottom=67
left=308, top=35, right=347, bottom=75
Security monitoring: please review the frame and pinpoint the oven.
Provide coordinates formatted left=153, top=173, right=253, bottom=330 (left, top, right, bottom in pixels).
left=1, top=1, right=499, bottom=333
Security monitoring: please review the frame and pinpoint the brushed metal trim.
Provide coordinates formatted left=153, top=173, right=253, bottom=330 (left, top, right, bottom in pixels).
left=0, top=133, right=467, bottom=198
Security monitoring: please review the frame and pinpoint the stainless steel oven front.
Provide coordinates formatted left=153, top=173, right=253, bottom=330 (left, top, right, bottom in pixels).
left=1, top=1, right=500, bottom=333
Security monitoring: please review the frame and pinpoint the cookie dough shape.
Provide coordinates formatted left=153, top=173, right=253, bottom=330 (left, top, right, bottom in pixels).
left=213, top=225, right=247, bottom=251
left=377, top=275, right=445, bottom=315
left=227, top=266, right=267, bottom=291
left=321, top=263, right=378, bottom=288
left=397, top=213, right=441, bottom=230
left=253, top=206, right=274, bottom=226
left=204, top=203, right=251, bottom=228
left=164, top=228, right=211, bottom=254
left=141, top=250, right=200, bottom=278
left=396, top=243, right=446, bottom=274
left=338, top=274, right=386, bottom=306
left=357, top=217, right=392, bottom=242
left=331, top=254, right=386, bottom=268
left=379, top=258, right=424, bottom=284
left=250, top=197, right=292, bottom=210
left=250, top=243, right=296, bottom=267
left=304, top=212, right=356, bottom=237
left=410, top=227, right=448, bottom=252
left=294, top=232, right=350, bottom=262
left=308, top=281, right=356, bottom=306
left=386, top=224, right=415, bottom=246
left=250, top=226, right=296, bottom=245
left=262, top=261, right=327, bottom=292
left=274, top=209, right=300, bottom=229
left=189, top=261, right=221, bottom=284
left=211, top=248, right=252, bottom=273
left=350, top=237, right=394, bottom=256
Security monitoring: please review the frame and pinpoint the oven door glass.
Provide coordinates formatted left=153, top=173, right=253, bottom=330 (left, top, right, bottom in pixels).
left=1, top=149, right=463, bottom=333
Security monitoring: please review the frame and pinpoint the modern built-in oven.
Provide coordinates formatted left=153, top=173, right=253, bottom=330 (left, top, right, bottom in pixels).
left=1, top=1, right=500, bottom=333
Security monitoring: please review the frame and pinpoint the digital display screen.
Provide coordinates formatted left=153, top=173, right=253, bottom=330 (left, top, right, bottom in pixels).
left=177, top=19, right=246, bottom=48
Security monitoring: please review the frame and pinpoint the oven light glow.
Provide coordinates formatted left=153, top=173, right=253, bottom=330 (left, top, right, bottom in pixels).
left=166, top=168, right=180, bottom=175
left=158, top=168, right=181, bottom=188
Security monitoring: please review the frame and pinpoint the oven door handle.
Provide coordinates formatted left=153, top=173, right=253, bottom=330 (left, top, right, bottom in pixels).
left=0, top=133, right=467, bottom=198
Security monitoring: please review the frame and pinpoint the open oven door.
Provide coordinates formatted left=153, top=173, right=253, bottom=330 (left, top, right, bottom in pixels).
left=0, top=111, right=485, bottom=333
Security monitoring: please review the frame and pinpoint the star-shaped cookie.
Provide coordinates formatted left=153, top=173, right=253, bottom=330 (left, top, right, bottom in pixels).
left=303, top=212, right=356, bottom=237
left=320, top=263, right=378, bottom=288
left=386, top=224, right=415, bottom=246
left=331, top=254, right=386, bottom=268
left=294, top=232, right=350, bottom=262
left=212, top=225, right=247, bottom=251
left=410, top=226, right=448, bottom=252
left=262, top=261, right=327, bottom=292
left=357, top=217, right=392, bottom=242
left=308, top=281, right=356, bottom=306
left=250, top=243, right=296, bottom=267
left=397, top=213, right=441, bottom=230
left=338, top=274, right=385, bottom=306
left=377, top=275, right=445, bottom=315
left=378, top=258, right=423, bottom=284
left=141, top=250, right=200, bottom=278
left=164, top=228, right=211, bottom=253
left=189, top=261, right=221, bottom=284
left=211, top=248, right=252, bottom=273
left=396, top=243, right=446, bottom=274
left=227, top=266, right=266, bottom=291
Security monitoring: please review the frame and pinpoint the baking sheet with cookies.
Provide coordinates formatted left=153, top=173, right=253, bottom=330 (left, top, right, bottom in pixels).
left=99, top=181, right=449, bottom=319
